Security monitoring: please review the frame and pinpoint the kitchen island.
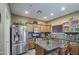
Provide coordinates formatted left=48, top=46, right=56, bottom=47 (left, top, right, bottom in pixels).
left=35, top=40, right=64, bottom=55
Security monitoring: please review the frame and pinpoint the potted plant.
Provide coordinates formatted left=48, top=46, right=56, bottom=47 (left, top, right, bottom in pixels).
left=13, top=22, right=24, bottom=26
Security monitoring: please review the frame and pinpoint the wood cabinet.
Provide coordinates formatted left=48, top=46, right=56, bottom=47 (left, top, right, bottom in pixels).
left=34, top=24, right=41, bottom=31
left=40, top=25, right=51, bottom=32
left=63, top=22, right=70, bottom=32
left=36, top=44, right=46, bottom=55
left=34, top=24, right=40, bottom=28
left=40, top=25, right=44, bottom=32
left=42, top=25, right=45, bottom=32
left=27, top=23, right=51, bottom=32
left=28, top=38, right=35, bottom=49
left=63, top=18, right=79, bottom=32
left=44, top=25, right=47, bottom=32
left=70, top=42, right=79, bottom=55
left=46, top=25, right=51, bottom=32
left=27, top=24, right=34, bottom=32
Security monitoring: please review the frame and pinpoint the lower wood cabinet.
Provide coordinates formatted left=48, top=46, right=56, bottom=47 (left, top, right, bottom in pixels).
left=36, top=44, right=46, bottom=55
left=28, top=38, right=35, bottom=49
left=70, top=42, right=79, bottom=55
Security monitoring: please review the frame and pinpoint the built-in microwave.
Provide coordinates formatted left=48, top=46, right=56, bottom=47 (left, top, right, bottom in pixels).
left=32, top=33, right=40, bottom=37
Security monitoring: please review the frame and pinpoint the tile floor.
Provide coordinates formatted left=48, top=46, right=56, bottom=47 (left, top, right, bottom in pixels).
left=23, top=49, right=35, bottom=55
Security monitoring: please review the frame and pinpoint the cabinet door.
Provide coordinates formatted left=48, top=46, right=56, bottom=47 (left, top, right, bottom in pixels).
left=34, top=24, right=41, bottom=33
left=43, top=25, right=45, bottom=32
left=44, top=25, right=51, bottom=32
left=47, top=25, right=51, bottom=32
left=44, top=25, right=47, bottom=32
left=36, top=44, right=45, bottom=55
left=41, top=25, right=44, bottom=32
left=28, top=38, right=35, bottom=49
left=42, top=25, right=47, bottom=32
left=34, top=24, right=40, bottom=29
left=46, top=26, right=49, bottom=32
left=34, top=24, right=37, bottom=28
left=40, top=25, right=51, bottom=32
left=27, top=24, right=34, bottom=32
left=45, top=25, right=49, bottom=32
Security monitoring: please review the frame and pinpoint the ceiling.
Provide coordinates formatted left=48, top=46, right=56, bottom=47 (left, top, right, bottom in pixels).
left=9, top=3, right=79, bottom=21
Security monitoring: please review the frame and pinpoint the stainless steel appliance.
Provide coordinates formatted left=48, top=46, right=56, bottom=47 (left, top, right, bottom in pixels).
left=33, top=27, right=41, bottom=38
left=10, top=25, right=28, bottom=55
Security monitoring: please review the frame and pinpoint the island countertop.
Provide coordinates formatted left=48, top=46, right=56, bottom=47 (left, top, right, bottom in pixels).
left=35, top=40, right=64, bottom=51
left=35, top=39, right=79, bottom=55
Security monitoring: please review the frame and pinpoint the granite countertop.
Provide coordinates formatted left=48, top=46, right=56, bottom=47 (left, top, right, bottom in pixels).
left=35, top=40, right=63, bottom=51
left=69, top=40, right=79, bottom=43
left=64, top=39, right=79, bottom=44
left=36, top=38, right=79, bottom=51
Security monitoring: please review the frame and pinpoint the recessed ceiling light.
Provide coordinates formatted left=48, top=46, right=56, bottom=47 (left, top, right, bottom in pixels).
left=61, top=7, right=66, bottom=11
left=25, top=11, right=29, bottom=14
left=43, top=16, right=47, bottom=19
left=50, top=13, right=54, bottom=16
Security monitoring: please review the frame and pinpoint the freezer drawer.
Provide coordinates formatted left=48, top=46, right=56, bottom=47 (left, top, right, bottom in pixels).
left=12, top=44, right=22, bottom=55
left=22, top=43, right=28, bottom=53
left=12, top=43, right=28, bottom=55
left=12, top=45, right=17, bottom=55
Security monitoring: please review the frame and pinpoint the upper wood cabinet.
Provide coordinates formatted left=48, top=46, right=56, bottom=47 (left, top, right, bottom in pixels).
left=34, top=24, right=40, bottom=28
left=42, top=25, right=45, bottom=32
left=63, top=18, right=79, bottom=32
left=27, top=24, right=34, bottom=32
left=40, top=25, right=44, bottom=32
left=27, top=23, right=51, bottom=32
left=40, top=25, right=51, bottom=32
left=46, top=25, right=51, bottom=32
left=63, top=22, right=70, bottom=32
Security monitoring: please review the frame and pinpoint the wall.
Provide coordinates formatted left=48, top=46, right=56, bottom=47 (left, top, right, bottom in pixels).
left=48, top=11, right=79, bottom=26
left=0, top=3, right=11, bottom=55
left=11, top=14, right=45, bottom=25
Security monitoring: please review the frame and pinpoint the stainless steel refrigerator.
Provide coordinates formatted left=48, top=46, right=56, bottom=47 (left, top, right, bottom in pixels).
left=10, top=25, right=28, bottom=55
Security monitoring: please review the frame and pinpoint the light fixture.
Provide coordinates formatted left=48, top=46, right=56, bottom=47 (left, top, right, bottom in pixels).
left=61, top=7, right=66, bottom=11
left=43, top=16, right=47, bottom=19
left=50, top=13, right=54, bottom=16
left=25, top=11, right=29, bottom=14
